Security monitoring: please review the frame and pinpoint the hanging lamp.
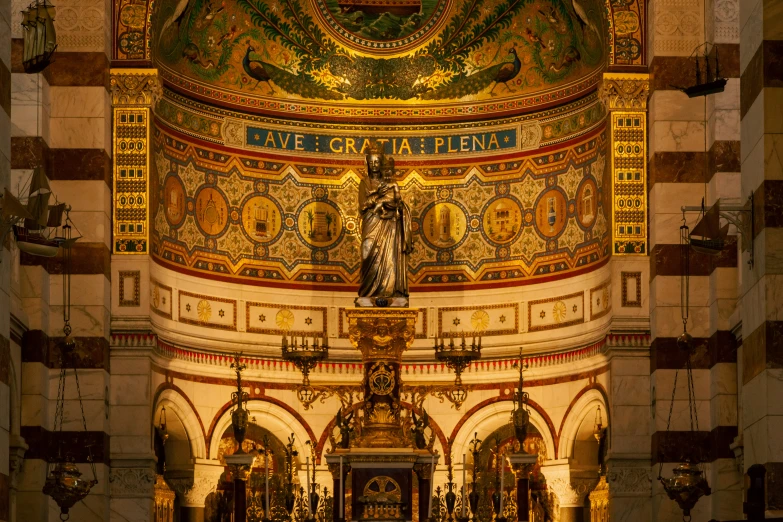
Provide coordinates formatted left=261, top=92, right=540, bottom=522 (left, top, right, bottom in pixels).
left=43, top=220, right=98, bottom=520
left=657, top=220, right=710, bottom=520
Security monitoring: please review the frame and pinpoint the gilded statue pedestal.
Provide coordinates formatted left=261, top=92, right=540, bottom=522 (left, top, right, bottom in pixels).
left=335, top=308, right=436, bottom=522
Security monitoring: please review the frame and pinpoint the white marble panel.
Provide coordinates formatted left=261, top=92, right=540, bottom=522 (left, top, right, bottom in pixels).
left=763, top=0, right=783, bottom=39
left=740, top=0, right=763, bottom=73
left=611, top=405, right=651, bottom=436
left=48, top=304, right=110, bottom=338
left=111, top=405, right=152, bottom=437
left=649, top=183, right=704, bottom=214
left=49, top=86, right=107, bottom=118
left=0, top=10, right=10, bottom=71
left=650, top=275, right=710, bottom=308
left=59, top=209, right=112, bottom=246
left=50, top=180, right=111, bottom=213
left=49, top=116, right=107, bottom=149
left=111, top=498, right=154, bottom=522
left=0, top=382, right=10, bottom=431
left=111, top=435, right=153, bottom=455
left=653, top=368, right=711, bottom=400
left=20, top=393, right=46, bottom=426
left=711, top=392, right=738, bottom=426
left=51, top=397, right=108, bottom=432
left=650, top=211, right=701, bottom=247
left=49, top=274, right=110, bottom=308
left=50, top=368, right=108, bottom=401
left=714, top=0, right=740, bottom=43
left=711, top=296, right=738, bottom=332
left=109, top=356, right=152, bottom=376
left=653, top=398, right=711, bottom=431
left=649, top=90, right=704, bottom=123
left=741, top=90, right=765, bottom=163
left=650, top=121, right=707, bottom=154
left=610, top=357, right=650, bottom=376
left=111, top=374, right=150, bottom=406
left=709, top=109, right=741, bottom=145
left=707, top=171, right=741, bottom=206
left=612, top=375, right=651, bottom=406
left=20, top=361, right=48, bottom=396
left=651, top=304, right=711, bottom=337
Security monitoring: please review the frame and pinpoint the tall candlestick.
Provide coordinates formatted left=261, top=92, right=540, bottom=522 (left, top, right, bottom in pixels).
left=462, top=454, right=467, bottom=518
left=498, top=452, right=504, bottom=517
left=428, top=454, right=435, bottom=520
left=339, top=456, right=344, bottom=519
left=306, top=456, right=312, bottom=514
left=265, top=449, right=270, bottom=518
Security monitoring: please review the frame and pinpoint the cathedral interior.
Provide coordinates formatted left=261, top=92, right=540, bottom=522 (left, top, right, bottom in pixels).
left=0, top=0, right=781, bottom=520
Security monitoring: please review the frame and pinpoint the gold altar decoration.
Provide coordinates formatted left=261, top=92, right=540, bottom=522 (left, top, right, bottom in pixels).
left=600, top=72, right=649, bottom=256
left=347, top=309, right=417, bottom=363
left=359, top=476, right=405, bottom=521
left=110, top=68, right=160, bottom=254
left=154, top=474, right=176, bottom=522
left=346, top=308, right=417, bottom=448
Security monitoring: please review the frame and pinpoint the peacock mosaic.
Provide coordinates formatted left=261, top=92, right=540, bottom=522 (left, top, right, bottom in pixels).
left=149, top=0, right=611, bottom=120
left=151, top=118, right=610, bottom=290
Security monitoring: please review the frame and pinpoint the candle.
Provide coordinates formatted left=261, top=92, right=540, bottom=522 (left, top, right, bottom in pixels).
left=499, top=452, right=504, bottom=516
left=306, top=456, right=312, bottom=514
left=462, top=454, right=466, bottom=517
left=265, top=449, right=270, bottom=518
left=339, top=456, right=344, bottom=519
left=427, top=454, right=435, bottom=520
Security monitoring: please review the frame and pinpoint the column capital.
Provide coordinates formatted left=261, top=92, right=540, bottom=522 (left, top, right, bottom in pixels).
left=166, top=461, right=225, bottom=507
left=540, top=462, right=599, bottom=508
left=9, top=434, right=29, bottom=491
left=110, top=68, right=161, bottom=107
left=599, top=72, right=650, bottom=111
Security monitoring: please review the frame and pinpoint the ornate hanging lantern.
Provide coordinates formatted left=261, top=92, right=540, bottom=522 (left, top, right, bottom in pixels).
left=657, top=220, right=711, bottom=520
left=43, top=228, right=98, bottom=520
left=156, top=406, right=169, bottom=446
left=511, top=350, right=530, bottom=444
left=434, top=336, right=481, bottom=409
left=20, top=0, right=58, bottom=73
left=230, top=354, right=250, bottom=448
left=467, top=433, right=481, bottom=519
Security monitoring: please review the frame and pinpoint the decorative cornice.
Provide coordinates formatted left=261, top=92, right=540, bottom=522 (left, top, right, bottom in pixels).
left=110, top=68, right=162, bottom=107
left=111, top=333, right=157, bottom=348
left=150, top=336, right=616, bottom=375
left=599, top=73, right=650, bottom=111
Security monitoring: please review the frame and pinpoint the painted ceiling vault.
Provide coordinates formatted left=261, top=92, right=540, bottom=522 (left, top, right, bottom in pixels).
left=149, top=0, right=617, bottom=120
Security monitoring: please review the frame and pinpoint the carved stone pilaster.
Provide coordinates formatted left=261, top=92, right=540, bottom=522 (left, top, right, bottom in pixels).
left=9, top=434, right=29, bottom=491
left=605, top=459, right=652, bottom=497
left=110, top=467, right=157, bottom=498
left=540, top=463, right=599, bottom=508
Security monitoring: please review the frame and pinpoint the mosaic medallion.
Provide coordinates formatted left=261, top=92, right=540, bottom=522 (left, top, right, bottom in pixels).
left=297, top=201, right=343, bottom=248
left=313, top=0, right=449, bottom=53
left=534, top=187, right=567, bottom=238
left=241, top=196, right=282, bottom=243
left=482, top=197, right=522, bottom=244
left=195, top=187, right=228, bottom=236
left=163, top=175, right=186, bottom=227
left=421, top=202, right=467, bottom=249
left=576, top=178, right=598, bottom=228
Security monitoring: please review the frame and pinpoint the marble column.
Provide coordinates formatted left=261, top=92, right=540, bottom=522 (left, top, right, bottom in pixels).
left=167, top=462, right=225, bottom=522
left=540, top=462, right=598, bottom=522
left=738, top=0, right=783, bottom=514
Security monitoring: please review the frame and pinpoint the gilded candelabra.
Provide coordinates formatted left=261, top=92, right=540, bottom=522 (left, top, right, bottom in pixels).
left=434, top=337, right=481, bottom=409
left=282, top=335, right=329, bottom=387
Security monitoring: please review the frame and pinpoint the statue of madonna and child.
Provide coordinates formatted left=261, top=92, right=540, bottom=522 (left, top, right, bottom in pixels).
left=355, top=143, right=412, bottom=307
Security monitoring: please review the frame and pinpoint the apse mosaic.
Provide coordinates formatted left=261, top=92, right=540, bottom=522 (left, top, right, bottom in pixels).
left=148, top=0, right=609, bottom=119
left=150, top=122, right=609, bottom=290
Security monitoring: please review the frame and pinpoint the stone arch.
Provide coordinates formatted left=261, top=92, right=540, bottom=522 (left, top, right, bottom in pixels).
left=208, top=398, right=312, bottom=461
left=557, top=386, right=608, bottom=461
left=450, top=399, right=556, bottom=464
left=155, top=387, right=208, bottom=462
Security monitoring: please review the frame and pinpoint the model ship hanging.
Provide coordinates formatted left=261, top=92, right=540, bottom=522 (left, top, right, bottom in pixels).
left=1, top=167, right=76, bottom=258
left=675, top=42, right=727, bottom=98
left=20, top=0, right=58, bottom=73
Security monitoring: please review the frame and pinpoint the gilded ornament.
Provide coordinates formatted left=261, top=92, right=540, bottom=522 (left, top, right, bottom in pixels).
left=368, top=362, right=395, bottom=396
